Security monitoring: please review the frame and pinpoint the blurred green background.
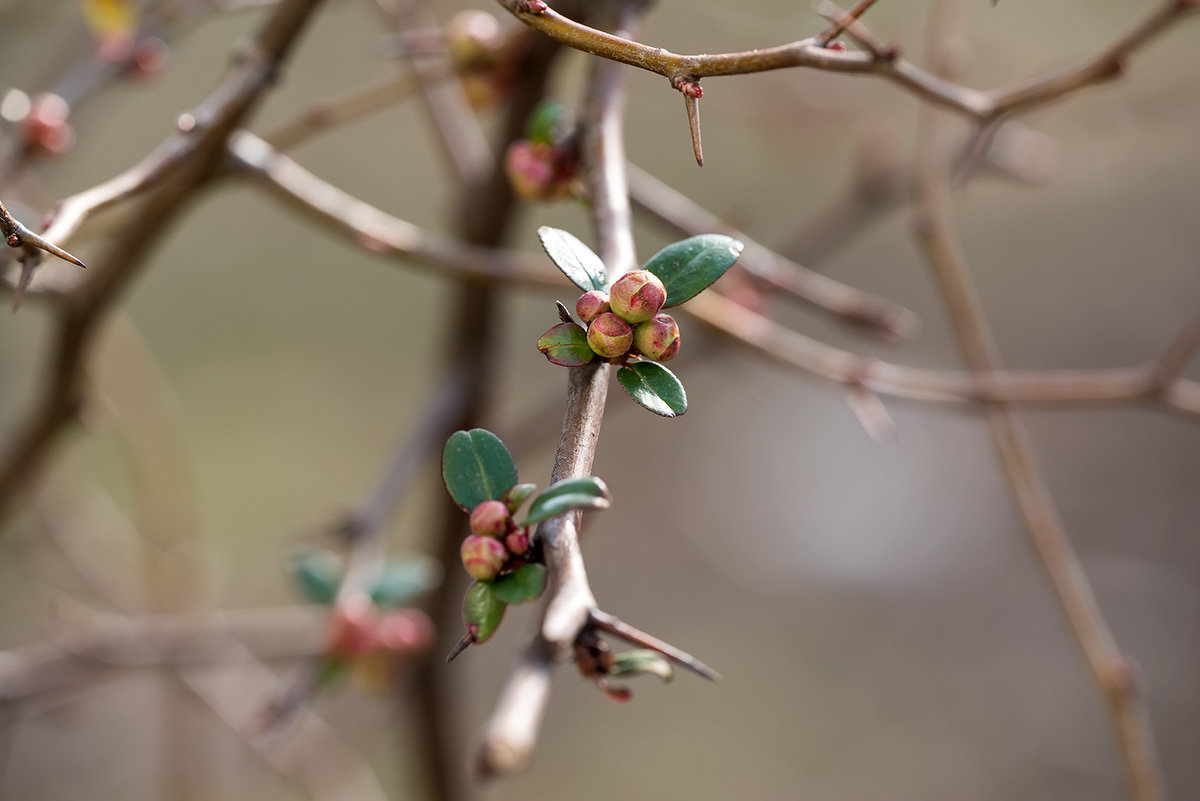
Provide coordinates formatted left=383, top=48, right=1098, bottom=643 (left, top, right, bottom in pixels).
left=2, top=1, right=1199, bottom=800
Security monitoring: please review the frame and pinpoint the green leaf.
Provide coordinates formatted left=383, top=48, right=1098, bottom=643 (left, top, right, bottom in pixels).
left=490, top=563, right=546, bottom=604
left=502, top=482, right=538, bottom=513
left=442, top=429, right=518, bottom=511
left=524, top=476, right=612, bottom=525
left=288, top=550, right=343, bottom=605
left=609, top=650, right=674, bottom=683
left=538, top=226, right=606, bottom=292
left=462, top=581, right=507, bottom=644
left=536, top=322, right=595, bottom=367
left=617, top=362, right=688, bottom=417
left=370, top=555, right=442, bottom=609
left=642, top=234, right=743, bottom=307
left=526, top=100, right=569, bottom=145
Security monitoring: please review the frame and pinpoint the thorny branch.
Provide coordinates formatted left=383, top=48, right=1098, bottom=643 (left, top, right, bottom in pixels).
left=914, top=3, right=1165, bottom=799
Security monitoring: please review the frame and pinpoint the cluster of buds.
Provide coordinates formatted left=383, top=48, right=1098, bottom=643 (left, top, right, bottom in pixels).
left=1, top=92, right=76, bottom=157
left=460, top=485, right=536, bottom=582
left=567, top=271, right=681, bottom=363
left=327, top=595, right=434, bottom=659
left=504, top=100, right=579, bottom=201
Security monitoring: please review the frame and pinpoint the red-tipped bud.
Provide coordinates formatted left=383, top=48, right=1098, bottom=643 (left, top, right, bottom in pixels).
left=376, top=609, right=435, bottom=653
left=505, top=140, right=555, bottom=200
left=470, top=499, right=511, bottom=536
left=327, top=594, right=379, bottom=658
left=609, top=270, right=666, bottom=324
left=632, top=313, right=681, bottom=362
left=587, top=312, right=633, bottom=359
left=576, top=290, right=610, bottom=324
left=505, top=528, right=531, bottom=555
left=461, top=534, right=507, bottom=581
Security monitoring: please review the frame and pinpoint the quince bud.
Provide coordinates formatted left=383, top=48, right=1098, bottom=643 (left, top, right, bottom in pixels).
left=505, top=527, right=531, bottom=555
left=376, top=609, right=435, bottom=653
left=609, top=270, right=666, bottom=324
left=587, top=312, right=633, bottom=359
left=505, top=140, right=556, bottom=200
left=632, top=313, right=681, bottom=362
left=469, top=499, right=510, bottom=537
left=575, top=290, right=610, bottom=324
left=461, top=534, right=506, bottom=581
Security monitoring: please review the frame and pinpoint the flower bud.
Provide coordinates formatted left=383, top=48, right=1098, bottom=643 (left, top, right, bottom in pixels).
left=470, top=499, right=511, bottom=537
left=444, top=10, right=504, bottom=69
left=376, top=609, right=435, bottom=653
left=505, top=527, right=531, bottom=555
left=461, top=534, right=507, bottom=581
left=575, top=290, right=610, bottom=324
left=632, top=313, right=681, bottom=362
left=505, top=140, right=556, bottom=200
left=587, top=312, right=633, bottom=359
left=609, top=270, right=666, bottom=324
left=327, top=594, right=379, bottom=658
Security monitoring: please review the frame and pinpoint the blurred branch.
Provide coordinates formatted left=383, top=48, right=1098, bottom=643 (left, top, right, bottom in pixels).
left=627, top=163, right=919, bottom=340
left=495, top=0, right=1196, bottom=122
left=913, top=4, right=1165, bottom=800
left=0, top=0, right=327, bottom=530
left=264, top=72, right=429, bottom=149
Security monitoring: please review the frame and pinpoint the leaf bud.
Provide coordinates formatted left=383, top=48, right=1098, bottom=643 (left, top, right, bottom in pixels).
left=575, top=290, right=610, bottom=324
left=609, top=270, right=666, bottom=324
left=587, top=312, right=633, bottom=359
left=469, top=499, right=511, bottom=537
left=460, top=534, right=507, bottom=581
left=632, top=313, right=681, bottom=362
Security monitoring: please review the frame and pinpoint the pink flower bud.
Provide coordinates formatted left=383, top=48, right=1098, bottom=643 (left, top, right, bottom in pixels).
left=469, top=499, right=511, bottom=536
left=575, top=290, right=610, bottom=324
left=587, top=312, right=633, bottom=359
left=609, top=270, right=666, bottom=324
left=632, top=313, right=681, bottom=362
left=505, top=140, right=556, bottom=200
left=505, top=527, right=531, bottom=555
left=327, top=594, right=380, bottom=658
left=461, top=534, right=507, bottom=581
left=376, top=609, right=435, bottom=653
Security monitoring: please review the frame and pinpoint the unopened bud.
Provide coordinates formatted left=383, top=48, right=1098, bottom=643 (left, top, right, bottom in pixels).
left=461, top=534, right=507, bottom=581
left=376, top=609, right=435, bottom=653
left=505, top=527, right=531, bottom=555
left=609, top=270, right=666, bottom=324
left=445, top=10, right=503, bottom=69
left=632, top=313, right=681, bottom=362
left=576, top=290, right=610, bottom=324
left=327, top=594, right=379, bottom=658
left=469, top=499, right=511, bottom=536
left=505, top=140, right=556, bottom=200
left=587, top=312, right=633, bottom=359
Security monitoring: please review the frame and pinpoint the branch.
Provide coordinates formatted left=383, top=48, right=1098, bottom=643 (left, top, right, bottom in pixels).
left=494, top=0, right=1195, bottom=122
left=913, top=4, right=1165, bottom=800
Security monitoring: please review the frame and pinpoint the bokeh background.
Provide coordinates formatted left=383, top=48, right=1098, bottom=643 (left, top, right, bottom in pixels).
left=2, top=1, right=1199, bottom=800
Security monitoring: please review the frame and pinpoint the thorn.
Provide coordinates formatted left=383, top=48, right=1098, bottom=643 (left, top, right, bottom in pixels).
left=445, top=632, right=475, bottom=663
left=684, top=93, right=703, bottom=167
left=555, top=300, right=574, bottom=324
left=12, top=260, right=35, bottom=312
left=590, top=610, right=721, bottom=682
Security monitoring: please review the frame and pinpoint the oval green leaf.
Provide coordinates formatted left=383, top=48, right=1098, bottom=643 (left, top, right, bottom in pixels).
left=524, top=476, right=612, bottom=525
left=490, top=563, right=546, bottom=604
left=538, top=226, right=606, bottom=292
left=462, top=581, right=507, bottom=644
left=442, top=429, right=518, bottom=511
left=609, top=649, right=674, bottom=683
left=370, top=555, right=442, bottom=609
left=617, top=362, right=687, bottom=417
left=526, top=100, right=569, bottom=145
left=288, top=550, right=343, bottom=605
left=537, top=322, right=595, bottom=367
left=642, top=234, right=744, bottom=307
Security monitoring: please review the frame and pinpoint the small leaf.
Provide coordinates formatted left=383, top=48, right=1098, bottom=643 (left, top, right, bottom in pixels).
left=617, top=362, right=688, bottom=417
left=525, top=476, right=612, bottom=525
left=462, top=581, right=507, bottom=644
left=289, top=550, right=343, bottom=605
left=370, top=555, right=442, bottom=609
left=609, top=650, right=675, bottom=683
left=442, top=429, right=518, bottom=511
left=502, top=482, right=538, bottom=513
left=538, top=226, right=606, bottom=292
left=490, top=563, right=547, bottom=604
left=526, top=100, right=570, bottom=145
left=642, top=234, right=744, bottom=307
left=537, top=322, right=595, bottom=367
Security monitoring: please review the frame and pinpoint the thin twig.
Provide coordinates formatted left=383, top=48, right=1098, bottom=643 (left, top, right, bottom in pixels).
left=914, top=4, right=1166, bottom=800
left=815, top=0, right=885, bottom=47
